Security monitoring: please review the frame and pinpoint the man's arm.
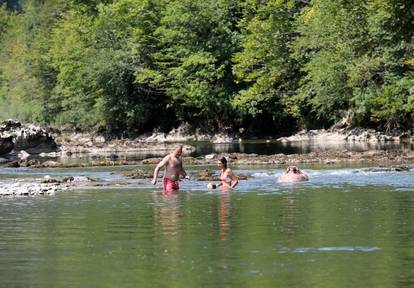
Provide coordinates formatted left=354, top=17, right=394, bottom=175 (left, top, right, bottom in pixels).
left=180, top=164, right=190, bottom=179
left=152, top=155, right=169, bottom=185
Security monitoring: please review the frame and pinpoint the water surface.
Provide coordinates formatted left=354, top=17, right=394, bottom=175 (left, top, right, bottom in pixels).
left=0, top=166, right=414, bottom=287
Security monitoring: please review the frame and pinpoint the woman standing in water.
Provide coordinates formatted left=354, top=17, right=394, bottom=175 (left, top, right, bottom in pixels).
left=207, top=157, right=238, bottom=190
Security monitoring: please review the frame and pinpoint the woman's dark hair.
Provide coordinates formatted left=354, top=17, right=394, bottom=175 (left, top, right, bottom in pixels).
left=220, top=157, right=227, bottom=169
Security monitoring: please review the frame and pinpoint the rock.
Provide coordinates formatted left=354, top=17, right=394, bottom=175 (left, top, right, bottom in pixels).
left=193, top=169, right=218, bottom=181
left=362, top=165, right=410, bottom=173
left=39, top=151, right=60, bottom=157
left=238, top=174, right=250, bottom=180
left=142, top=158, right=163, bottom=165
left=93, top=135, right=106, bottom=144
left=0, top=136, right=14, bottom=155
left=0, top=181, right=66, bottom=196
left=139, top=123, right=211, bottom=142
left=63, top=176, right=74, bottom=182
left=18, top=150, right=30, bottom=160
left=41, top=175, right=62, bottom=183
left=0, top=120, right=57, bottom=154
left=38, top=160, right=62, bottom=168
left=205, top=153, right=217, bottom=160
left=212, top=134, right=233, bottom=143
left=40, top=175, right=95, bottom=184
left=71, top=176, right=96, bottom=182
left=19, top=159, right=40, bottom=167
left=5, top=161, right=19, bottom=168
left=192, top=169, right=250, bottom=181
left=114, top=169, right=153, bottom=179
left=144, top=132, right=167, bottom=142
left=0, top=119, right=21, bottom=131
left=278, top=128, right=399, bottom=144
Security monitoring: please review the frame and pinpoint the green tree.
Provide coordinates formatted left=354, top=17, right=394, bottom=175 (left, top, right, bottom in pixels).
left=294, top=0, right=368, bottom=127
left=0, top=0, right=67, bottom=122
left=50, top=0, right=170, bottom=135
left=352, top=0, right=414, bottom=131
left=147, top=0, right=241, bottom=131
left=233, top=0, right=302, bottom=133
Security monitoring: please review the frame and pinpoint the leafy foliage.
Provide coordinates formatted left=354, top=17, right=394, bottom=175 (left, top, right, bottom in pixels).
left=1, top=0, right=414, bottom=136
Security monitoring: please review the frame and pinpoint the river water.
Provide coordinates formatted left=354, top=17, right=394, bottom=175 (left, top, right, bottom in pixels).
left=0, top=163, right=414, bottom=287
left=44, top=139, right=414, bottom=165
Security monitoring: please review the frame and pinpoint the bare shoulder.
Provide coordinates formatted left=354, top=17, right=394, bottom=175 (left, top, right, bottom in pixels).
left=159, top=154, right=171, bottom=165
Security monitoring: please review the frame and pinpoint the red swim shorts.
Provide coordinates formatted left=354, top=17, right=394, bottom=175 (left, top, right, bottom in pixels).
left=163, top=177, right=179, bottom=193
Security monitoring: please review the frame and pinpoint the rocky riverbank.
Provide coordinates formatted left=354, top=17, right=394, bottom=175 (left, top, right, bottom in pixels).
left=4, top=149, right=410, bottom=169
left=277, top=128, right=411, bottom=143
left=2, top=119, right=414, bottom=169
left=0, top=120, right=195, bottom=162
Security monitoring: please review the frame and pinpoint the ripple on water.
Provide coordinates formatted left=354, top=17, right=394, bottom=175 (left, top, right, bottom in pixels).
left=278, top=246, right=382, bottom=254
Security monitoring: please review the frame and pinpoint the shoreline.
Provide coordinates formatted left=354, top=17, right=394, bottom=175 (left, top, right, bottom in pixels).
left=1, top=120, right=414, bottom=169
left=2, top=149, right=413, bottom=169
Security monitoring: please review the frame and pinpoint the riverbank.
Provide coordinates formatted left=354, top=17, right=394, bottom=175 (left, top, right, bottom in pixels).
left=6, top=149, right=411, bottom=169
left=2, top=120, right=414, bottom=169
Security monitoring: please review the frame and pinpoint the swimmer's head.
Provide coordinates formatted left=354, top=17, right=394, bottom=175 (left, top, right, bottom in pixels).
left=173, top=145, right=183, bottom=157
left=287, top=166, right=300, bottom=173
left=217, top=157, right=227, bottom=169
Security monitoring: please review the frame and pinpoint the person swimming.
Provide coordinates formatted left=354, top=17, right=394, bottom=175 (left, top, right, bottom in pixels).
left=207, top=157, right=238, bottom=190
left=277, top=165, right=309, bottom=183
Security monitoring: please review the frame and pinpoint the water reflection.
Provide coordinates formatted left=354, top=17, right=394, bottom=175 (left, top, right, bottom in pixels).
left=219, top=192, right=231, bottom=241
left=1, top=181, right=414, bottom=287
left=152, top=191, right=182, bottom=240
left=281, top=195, right=301, bottom=238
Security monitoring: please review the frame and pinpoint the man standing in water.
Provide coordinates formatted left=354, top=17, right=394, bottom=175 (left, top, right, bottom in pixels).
left=151, top=145, right=189, bottom=193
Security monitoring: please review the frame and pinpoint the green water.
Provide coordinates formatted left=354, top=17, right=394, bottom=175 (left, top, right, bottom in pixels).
left=1, top=170, right=414, bottom=288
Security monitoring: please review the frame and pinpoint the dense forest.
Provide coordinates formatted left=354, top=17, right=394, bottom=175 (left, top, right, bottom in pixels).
left=0, top=0, right=413, bottom=137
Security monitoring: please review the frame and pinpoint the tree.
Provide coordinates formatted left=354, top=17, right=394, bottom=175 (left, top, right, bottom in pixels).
left=233, top=0, right=303, bottom=133
left=293, top=0, right=368, bottom=127
left=147, top=0, right=241, bottom=131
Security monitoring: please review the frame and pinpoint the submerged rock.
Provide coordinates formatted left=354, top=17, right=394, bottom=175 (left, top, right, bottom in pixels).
left=41, top=175, right=96, bottom=183
left=193, top=169, right=217, bottom=181
left=114, top=169, right=153, bottom=179
left=192, top=169, right=250, bottom=181
left=5, top=161, right=20, bottom=168
left=362, top=165, right=410, bottom=173
left=0, top=182, right=67, bottom=196
left=30, top=160, right=136, bottom=168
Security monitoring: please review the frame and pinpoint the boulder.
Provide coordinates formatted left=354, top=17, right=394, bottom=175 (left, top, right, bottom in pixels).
left=0, top=119, right=21, bottom=131
left=18, top=150, right=30, bottom=160
left=205, top=153, right=217, bottom=160
left=12, top=124, right=57, bottom=153
left=212, top=134, right=233, bottom=143
left=0, top=136, right=14, bottom=155
left=0, top=120, right=57, bottom=154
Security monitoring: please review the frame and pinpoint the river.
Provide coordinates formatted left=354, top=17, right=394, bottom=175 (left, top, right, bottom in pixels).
left=0, top=162, right=413, bottom=287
